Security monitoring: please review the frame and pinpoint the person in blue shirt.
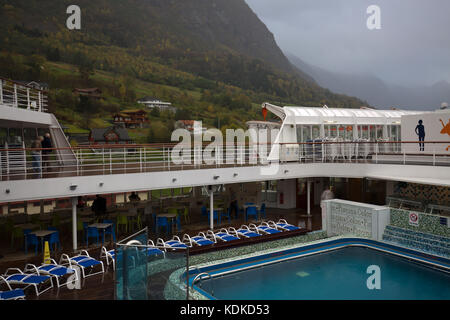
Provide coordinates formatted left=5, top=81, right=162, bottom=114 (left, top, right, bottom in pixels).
left=415, top=120, right=425, bottom=151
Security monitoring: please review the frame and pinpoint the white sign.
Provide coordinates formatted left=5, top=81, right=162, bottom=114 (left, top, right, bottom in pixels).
left=401, top=110, right=450, bottom=155
left=409, top=212, right=419, bottom=226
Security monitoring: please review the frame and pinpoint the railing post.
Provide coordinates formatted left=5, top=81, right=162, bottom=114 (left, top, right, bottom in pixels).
left=38, top=91, right=42, bottom=112
left=13, top=84, right=18, bottom=108
left=23, top=141, right=27, bottom=179
left=27, top=88, right=30, bottom=109
left=102, top=148, right=105, bottom=175
left=168, top=147, right=171, bottom=171
left=109, top=148, right=112, bottom=174
left=375, top=142, right=378, bottom=164
left=0, top=79, right=3, bottom=104
left=139, top=148, right=142, bottom=172
left=433, top=143, right=436, bottom=166
left=124, top=147, right=126, bottom=174
left=312, top=143, right=315, bottom=163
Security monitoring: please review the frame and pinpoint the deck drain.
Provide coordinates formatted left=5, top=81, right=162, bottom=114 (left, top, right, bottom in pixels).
left=296, top=271, right=310, bottom=277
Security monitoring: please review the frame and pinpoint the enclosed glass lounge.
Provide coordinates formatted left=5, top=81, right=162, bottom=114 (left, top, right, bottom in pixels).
left=262, top=103, right=425, bottom=161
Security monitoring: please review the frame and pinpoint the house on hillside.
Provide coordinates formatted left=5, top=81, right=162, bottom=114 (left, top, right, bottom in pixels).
left=175, top=120, right=207, bottom=135
left=73, top=88, right=102, bottom=99
left=89, top=126, right=134, bottom=145
left=137, top=96, right=176, bottom=112
left=113, top=109, right=148, bottom=128
left=15, top=81, right=49, bottom=91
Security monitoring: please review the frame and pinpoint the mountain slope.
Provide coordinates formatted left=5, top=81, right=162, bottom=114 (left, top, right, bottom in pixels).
left=0, top=0, right=366, bottom=110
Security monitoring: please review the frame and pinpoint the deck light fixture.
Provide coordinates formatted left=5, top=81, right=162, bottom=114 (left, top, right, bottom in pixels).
left=172, top=178, right=177, bottom=183
left=69, top=184, right=77, bottom=191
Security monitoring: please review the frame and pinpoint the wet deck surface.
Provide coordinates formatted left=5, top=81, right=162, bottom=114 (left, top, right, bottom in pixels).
left=0, top=207, right=322, bottom=300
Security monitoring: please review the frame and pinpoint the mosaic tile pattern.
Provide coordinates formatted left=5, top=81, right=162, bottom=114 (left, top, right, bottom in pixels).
left=383, top=225, right=450, bottom=258
left=383, top=209, right=450, bottom=258
left=395, top=183, right=449, bottom=206
left=390, top=208, right=450, bottom=237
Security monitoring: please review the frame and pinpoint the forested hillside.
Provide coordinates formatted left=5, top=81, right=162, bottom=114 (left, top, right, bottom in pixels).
left=0, top=0, right=367, bottom=142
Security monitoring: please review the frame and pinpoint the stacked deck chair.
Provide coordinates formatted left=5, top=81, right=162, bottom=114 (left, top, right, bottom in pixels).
left=60, top=250, right=104, bottom=278
left=24, top=259, right=77, bottom=288
left=207, top=229, right=240, bottom=242
left=0, top=277, right=26, bottom=300
left=249, top=222, right=281, bottom=235
left=183, top=232, right=216, bottom=247
left=156, top=236, right=190, bottom=249
left=268, top=219, right=301, bottom=231
left=229, top=226, right=261, bottom=238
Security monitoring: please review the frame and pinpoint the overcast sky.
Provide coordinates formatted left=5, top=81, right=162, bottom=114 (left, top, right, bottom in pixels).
left=245, top=0, right=450, bottom=87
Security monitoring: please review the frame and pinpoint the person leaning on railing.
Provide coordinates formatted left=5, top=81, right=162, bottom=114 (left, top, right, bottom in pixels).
left=41, top=133, right=52, bottom=172
left=31, top=139, right=42, bottom=179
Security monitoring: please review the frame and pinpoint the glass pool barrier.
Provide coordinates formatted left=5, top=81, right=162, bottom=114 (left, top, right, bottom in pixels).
left=114, top=227, right=190, bottom=300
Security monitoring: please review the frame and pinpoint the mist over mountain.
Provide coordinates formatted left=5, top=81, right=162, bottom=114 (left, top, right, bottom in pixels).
left=287, top=53, right=450, bottom=111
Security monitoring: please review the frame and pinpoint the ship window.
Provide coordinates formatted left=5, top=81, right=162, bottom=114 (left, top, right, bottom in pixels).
left=312, top=125, right=320, bottom=140
left=0, top=128, right=7, bottom=146
left=302, top=125, right=311, bottom=142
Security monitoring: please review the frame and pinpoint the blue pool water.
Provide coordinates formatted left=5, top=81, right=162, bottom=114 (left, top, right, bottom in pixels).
left=196, top=247, right=450, bottom=300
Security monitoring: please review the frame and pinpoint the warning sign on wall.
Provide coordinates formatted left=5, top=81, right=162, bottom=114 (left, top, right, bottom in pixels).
left=409, top=212, right=419, bottom=226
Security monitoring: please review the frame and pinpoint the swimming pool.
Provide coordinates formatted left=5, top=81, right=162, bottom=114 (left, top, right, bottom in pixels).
left=189, top=238, right=450, bottom=300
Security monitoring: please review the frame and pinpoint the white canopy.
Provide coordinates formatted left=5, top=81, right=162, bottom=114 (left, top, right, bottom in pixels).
left=262, top=103, right=425, bottom=126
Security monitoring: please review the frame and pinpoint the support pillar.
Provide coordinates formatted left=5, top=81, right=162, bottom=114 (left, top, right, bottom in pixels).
left=210, top=189, right=214, bottom=230
left=307, top=179, right=312, bottom=216
left=72, top=197, right=78, bottom=251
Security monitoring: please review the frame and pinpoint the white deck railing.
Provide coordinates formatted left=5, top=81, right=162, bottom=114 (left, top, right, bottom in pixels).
left=0, top=77, right=48, bottom=112
left=0, top=141, right=449, bottom=181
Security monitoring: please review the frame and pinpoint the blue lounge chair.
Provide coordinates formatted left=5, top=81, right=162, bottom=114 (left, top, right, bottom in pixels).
left=147, top=240, right=166, bottom=258
left=183, top=233, right=215, bottom=247
left=231, top=226, right=261, bottom=238
left=207, top=229, right=240, bottom=242
left=59, top=250, right=105, bottom=278
left=156, top=236, right=190, bottom=249
left=100, top=246, right=116, bottom=269
left=269, top=219, right=301, bottom=231
left=249, top=222, right=281, bottom=235
left=1, top=268, right=53, bottom=296
left=0, top=277, right=26, bottom=300
left=24, top=260, right=77, bottom=288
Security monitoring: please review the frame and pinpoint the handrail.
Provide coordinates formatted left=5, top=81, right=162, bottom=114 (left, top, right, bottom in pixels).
left=191, top=272, right=212, bottom=289
left=0, top=140, right=449, bottom=152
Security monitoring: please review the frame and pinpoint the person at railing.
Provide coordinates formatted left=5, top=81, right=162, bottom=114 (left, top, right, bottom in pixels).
left=31, top=138, right=42, bottom=179
left=91, top=194, right=107, bottom=220
left=321, top=186, right=335, bottom=201
left=129, top=192, right=141, bottom=202
left=229, top=190, right=239, bottom=219
left=77, top=196, right=86, bottom=209
left=41, top=133, right=53, bottom=172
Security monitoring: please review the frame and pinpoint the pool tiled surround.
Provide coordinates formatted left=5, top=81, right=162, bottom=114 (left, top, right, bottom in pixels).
left=383, top=225, right=450, bottom=258
left=163, top=230, right=329, bottom=300
left=166, top=235, right=450, bottom=300
left=390, top=208, right=450, bottom=237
